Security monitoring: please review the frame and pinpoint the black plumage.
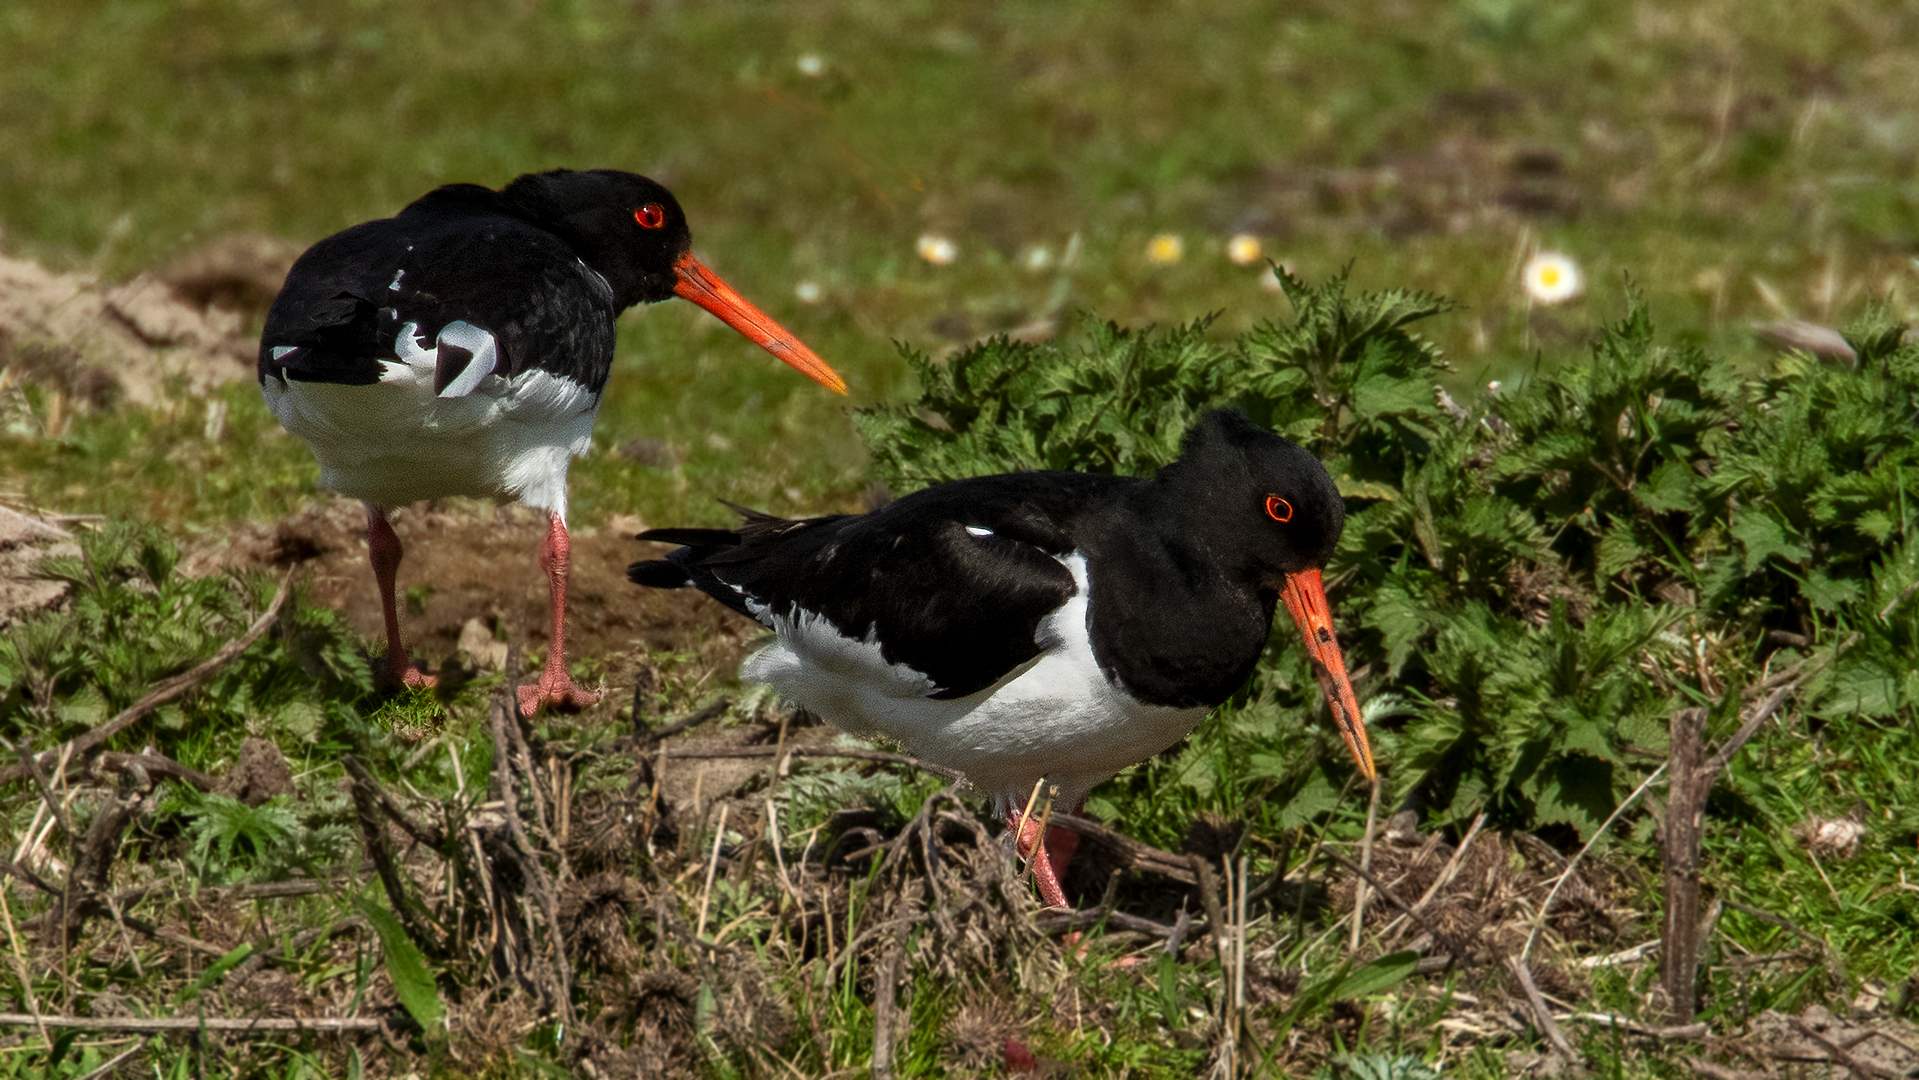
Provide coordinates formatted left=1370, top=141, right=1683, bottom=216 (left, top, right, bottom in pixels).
left=631, top=409, right=1375, bottom=908
left=256, top=168, right=845, bottom=713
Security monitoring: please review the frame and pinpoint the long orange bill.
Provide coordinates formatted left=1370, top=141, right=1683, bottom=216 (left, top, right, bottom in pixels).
left=672, top=253, right=847, bottom=394
left=1279, top=568, right=1375, bottom=780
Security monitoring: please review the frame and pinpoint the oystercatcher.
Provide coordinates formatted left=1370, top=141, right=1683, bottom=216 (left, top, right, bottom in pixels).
left=628, top=408, right=1374, bottom=907
left=259, top=169, right=845, bottom=714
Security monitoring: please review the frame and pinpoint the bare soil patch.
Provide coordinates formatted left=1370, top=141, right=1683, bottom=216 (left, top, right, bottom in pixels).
left=184, top=494, right=761, bottom=689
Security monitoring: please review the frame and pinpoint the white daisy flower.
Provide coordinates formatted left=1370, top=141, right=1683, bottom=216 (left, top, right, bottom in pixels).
left=1523, top=252, right=1583, bottom=305
left=917, top=234, right=958, bottom=266
left=794, top=280, right=823, bottom=304
left=1021, top=245, right=1053, bottom=272
left=796, top=54, right=825, bottom=77
left=1146, top=233, right=1184, bottom=265
left=1226, top=234, right=1263, bottom=266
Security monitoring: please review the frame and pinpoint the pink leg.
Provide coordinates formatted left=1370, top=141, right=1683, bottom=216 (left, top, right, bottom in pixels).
left=517, top=513, right=601, bottom=715
left=365, top=505, right=435, bottom=690
left=1006, top=798, right=1084, bottom=909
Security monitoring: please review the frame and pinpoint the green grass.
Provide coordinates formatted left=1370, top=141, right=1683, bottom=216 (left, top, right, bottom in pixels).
left=7, top=0, right=1919, bottom=527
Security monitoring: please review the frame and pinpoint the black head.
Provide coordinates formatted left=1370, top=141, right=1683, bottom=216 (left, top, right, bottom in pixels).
left=1154, top=408, right=1345, bottom=580
left=498, top=169, right=845, bottom=392
left=501, top=169, right=692, bottom=309
left=1155, top=408, right=1374, bottom=780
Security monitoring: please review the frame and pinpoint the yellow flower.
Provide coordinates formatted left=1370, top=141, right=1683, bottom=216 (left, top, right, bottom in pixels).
left=916, top=234, right=958, bottom=266
left=1146, top=234, right=1184, bottom=265
left=1523, top=252, right=1582, bottom=305
left=1225, top=234, right=1262, bottom=266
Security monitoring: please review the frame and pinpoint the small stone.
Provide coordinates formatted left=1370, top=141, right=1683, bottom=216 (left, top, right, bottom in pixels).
left=459, top=617, right=509, bottom=672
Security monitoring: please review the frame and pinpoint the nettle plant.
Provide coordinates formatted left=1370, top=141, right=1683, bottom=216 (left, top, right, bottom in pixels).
left=0, top=523, right=376, bottom=755
left=854, top=270, right=1919, bottom=838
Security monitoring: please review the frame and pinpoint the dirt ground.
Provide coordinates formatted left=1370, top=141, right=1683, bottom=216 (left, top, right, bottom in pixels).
left=183, top=493, right=761, bottom=695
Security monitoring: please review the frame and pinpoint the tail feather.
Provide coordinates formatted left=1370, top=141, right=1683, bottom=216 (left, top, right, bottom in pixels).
left=627, top=558, right=693, bottom=590
left=637, top=526, right=741, bottom=547
left=629, top=532, right=757, bottom=620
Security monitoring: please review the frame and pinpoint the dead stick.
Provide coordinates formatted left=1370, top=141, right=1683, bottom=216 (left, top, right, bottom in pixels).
left=1662, top=678, right=1804, bottom=1023
left=93, top=753, right=219, bottom=793
left=1, top=735, right=69, bottom=840
left=342, top=756, right=445, bottom=847
left=1322, top=850, right=1453, bottom=953
left=1188, top=854, right=1228, bottom=978
left=0, top=574, right=291, bottom=787
left=346, top=765, right=443, bottom=956
left=489, top=695, right=573, bottom=1026
left=1789, top=1015, right=1900, bottom=1080
left=871, top=934, right=903, bottom=1080
left=1683, top=1056, right=1764, bottom=1080
left=1350, top=776, right=1381, bottom=952
left=663, top=744, right=963, bottom=782
left=629, top=697, right=735, bottom=749
left=0, top=1012, right=389, bottom=1033
left=1564, top=1013, right=1709, bottom=1040
left=1507, top=956, right=1578, bottom=1063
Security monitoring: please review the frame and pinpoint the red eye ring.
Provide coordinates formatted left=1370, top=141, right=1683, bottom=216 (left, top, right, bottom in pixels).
left=1265, top=495, right=1294, bottom=523
left=633, top=204, right=665, bottom=229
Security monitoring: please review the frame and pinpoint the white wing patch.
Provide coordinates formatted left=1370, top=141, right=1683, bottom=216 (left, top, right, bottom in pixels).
left=966, top=526, right=994, bottom=537
left=387, top=320, right=500, bottom=399
left=434, top=320, right=500, bottom=398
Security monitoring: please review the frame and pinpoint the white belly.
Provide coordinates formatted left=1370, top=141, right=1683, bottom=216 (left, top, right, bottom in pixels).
left=261, top=357, right=598, bottom=520
left=740, top=553, right=1206, bottom=806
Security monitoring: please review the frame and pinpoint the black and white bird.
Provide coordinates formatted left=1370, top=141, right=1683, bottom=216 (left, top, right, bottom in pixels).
left=629, top=408, right=1374, bottom=907
left=259, top=169, right=845, bottom=714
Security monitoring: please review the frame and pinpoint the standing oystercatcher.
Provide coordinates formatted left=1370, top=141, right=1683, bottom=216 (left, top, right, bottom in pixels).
left=628, top=408, right=1374, bottom=906
left=259, top=169, right=845, bottom=714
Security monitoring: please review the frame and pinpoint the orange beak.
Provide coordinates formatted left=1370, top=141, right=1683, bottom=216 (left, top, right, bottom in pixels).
left=672, top=252, right=847, bottom=395
left=1279, top=568, right=1375, bottom=780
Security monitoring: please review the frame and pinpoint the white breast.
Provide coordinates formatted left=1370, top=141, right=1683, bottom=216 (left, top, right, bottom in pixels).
left=260, top=325, right=598, bottom=520
left=740, top=552, right=1206, bottom=806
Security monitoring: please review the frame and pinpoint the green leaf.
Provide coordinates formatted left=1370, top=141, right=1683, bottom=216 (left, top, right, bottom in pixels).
left=354, top=897, right=444, bottom=1032
left=1595, top=520, right=1643, bottom=581
left=1274, top=767, right=1342, bottom=829
left=1332, top=950, right=1421, bottom=999
left=1636, top=459, right=1697, bottom=514
left=1530, top=753, right=1616, bottom=838
left=1337, top=477, right=1399, bottom=502
left=1803, top=569, right=1863, bottom=613
left=1855, top=509, right=1897, bottom=543
left=1730, top=511, right=1811, bottom=575
left=178, top=943, right=254, bottom=1003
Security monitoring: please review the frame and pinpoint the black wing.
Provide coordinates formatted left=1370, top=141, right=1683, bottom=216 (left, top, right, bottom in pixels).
left=631, top=473, right=1134, bottom=699
left=259, top=184, right=619, bottom=393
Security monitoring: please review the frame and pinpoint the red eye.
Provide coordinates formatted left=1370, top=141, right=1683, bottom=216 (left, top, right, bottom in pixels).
left=634, top=204, right=665, bottom=229
left=1265, top=495, right=1293, bottom=523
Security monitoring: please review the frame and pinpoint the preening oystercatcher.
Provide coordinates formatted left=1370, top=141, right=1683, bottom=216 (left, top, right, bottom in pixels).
left=628, top=408, right=1374, bottom=907
left=259, top=169, right=845, bottom=714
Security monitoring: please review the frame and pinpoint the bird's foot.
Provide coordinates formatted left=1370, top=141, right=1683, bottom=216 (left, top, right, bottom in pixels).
left=1010, top=811, right=1081, bottom=909
left=383, top=654, right=437, bottom=691
left=516, top=673, right=600, bottom=715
